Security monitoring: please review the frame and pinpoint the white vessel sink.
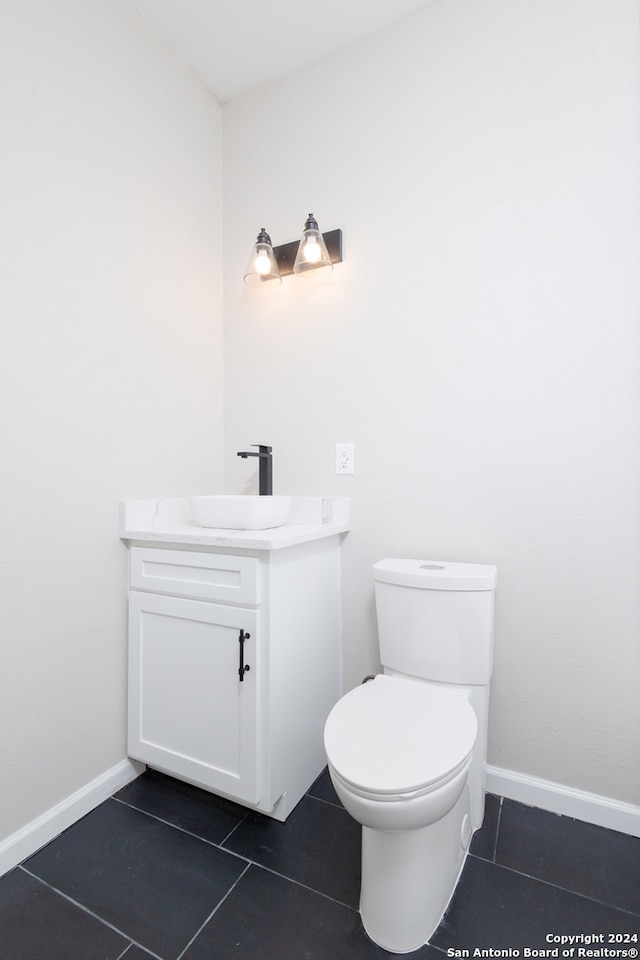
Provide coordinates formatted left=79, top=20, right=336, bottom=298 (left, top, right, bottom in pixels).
left=190, top=495, right=292, bottom=530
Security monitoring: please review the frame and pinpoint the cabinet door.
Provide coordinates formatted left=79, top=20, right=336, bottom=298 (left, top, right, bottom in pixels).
left=128, top=592, right=260, bottom=805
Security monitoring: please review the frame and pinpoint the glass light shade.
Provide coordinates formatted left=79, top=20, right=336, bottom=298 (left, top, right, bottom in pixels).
left=293, top=214, right=333, bottom=277
left=243, top=228, right=282, bottom=286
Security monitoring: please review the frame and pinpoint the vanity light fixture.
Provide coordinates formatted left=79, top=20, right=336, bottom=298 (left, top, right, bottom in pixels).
left=243, top=214, right=342, bottom=285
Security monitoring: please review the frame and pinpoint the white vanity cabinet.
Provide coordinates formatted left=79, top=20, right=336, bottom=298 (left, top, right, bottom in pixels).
left=125, top=532, right=344, bottom=821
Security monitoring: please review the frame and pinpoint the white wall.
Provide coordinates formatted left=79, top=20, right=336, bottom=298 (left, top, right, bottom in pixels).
left=223, top=0, right=640, bottom=807
left=0, top=0, right=224, bottom=841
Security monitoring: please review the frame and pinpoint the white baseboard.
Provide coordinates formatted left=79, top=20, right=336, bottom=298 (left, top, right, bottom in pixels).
left=0, top=758, right=145, bottom=878
left=486, top=764, right=640, bottom=838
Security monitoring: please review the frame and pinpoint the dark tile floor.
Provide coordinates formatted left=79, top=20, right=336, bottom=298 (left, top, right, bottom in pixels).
left=1, top=768, right=638, bottom=960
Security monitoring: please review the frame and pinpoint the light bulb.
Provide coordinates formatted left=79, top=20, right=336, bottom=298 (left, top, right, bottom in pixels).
left=255, top=248, right=271, bottom=274
left=303, top=237, right=321, bottom=263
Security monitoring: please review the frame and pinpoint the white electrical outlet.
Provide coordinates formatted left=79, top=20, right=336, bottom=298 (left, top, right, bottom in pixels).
left=336, top=443, right=354, bottom=475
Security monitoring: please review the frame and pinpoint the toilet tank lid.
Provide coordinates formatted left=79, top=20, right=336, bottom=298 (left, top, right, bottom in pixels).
left=373, top=558, right=497, bottom=591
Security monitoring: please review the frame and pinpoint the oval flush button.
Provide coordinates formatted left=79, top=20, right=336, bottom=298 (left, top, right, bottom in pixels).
left=420, top=564, right=446, bottom=571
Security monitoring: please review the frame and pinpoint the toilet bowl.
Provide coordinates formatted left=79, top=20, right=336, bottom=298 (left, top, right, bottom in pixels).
left=323, top=557, right=497, bottom=954
left=324, top=675, right=477, bottom=953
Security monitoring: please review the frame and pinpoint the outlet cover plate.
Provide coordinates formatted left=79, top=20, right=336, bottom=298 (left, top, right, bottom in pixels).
left=336, top=443, right=354, bottom=475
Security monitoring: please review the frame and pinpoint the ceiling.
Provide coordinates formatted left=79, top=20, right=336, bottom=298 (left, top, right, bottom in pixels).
left=130, top=0, right=438, bottom=104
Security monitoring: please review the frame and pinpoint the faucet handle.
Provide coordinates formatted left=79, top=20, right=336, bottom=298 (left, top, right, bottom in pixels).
left=252, top=444, right=272, bottom=454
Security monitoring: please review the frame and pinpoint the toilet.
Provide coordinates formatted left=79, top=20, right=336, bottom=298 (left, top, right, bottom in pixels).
left=324, top=558, right=497, bottom=954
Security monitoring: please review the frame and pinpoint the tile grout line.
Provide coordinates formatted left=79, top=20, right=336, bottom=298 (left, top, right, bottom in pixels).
left=218, top=810, right=251, bottom=848
left=115, top=943, right=142, bottom=960
left=493, top=795, right=504, bottom=862
left=174, top=861, right=252, bottom=960
left=234, top=858, right=362, bottom=913
left=305, top=793, right=345, bottom=811
left=465, top=855, right=640, bottom=920
left=111, top=791, right=357, bottom=909
left=18, top=865, right=165, bottom=960
left=111, top=793, right=359, bottom=911
left=111, top=795, right=254, bottom=868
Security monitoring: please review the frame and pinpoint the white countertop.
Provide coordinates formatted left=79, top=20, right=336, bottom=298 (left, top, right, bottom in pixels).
left=119, top=496, right=351, bottom=551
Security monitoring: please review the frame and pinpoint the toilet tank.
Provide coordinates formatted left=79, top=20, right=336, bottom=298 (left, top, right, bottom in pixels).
left=373, top=559, right=497, bottom=685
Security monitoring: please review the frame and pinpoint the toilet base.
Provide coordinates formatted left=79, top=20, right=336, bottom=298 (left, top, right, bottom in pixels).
left=360, top=784, right=472, bottom=954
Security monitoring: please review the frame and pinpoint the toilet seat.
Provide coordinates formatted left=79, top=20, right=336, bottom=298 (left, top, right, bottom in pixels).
left=324, top=675, right=477, bottom=801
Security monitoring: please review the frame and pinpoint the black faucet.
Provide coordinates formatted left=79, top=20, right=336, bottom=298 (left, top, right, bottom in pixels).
left=237, top=444, right=273, bottom=496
